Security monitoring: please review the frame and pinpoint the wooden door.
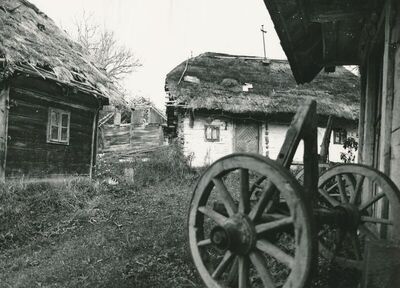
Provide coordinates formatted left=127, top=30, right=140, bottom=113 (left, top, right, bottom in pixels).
left=234, top=122, right=259, bottom=153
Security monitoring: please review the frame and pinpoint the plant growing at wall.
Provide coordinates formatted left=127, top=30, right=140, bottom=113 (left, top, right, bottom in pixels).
left=340, top=137, right=358, bottom=163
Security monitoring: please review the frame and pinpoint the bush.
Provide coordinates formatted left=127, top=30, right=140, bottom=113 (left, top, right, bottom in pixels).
left=94, top=143, right=197, bottom=189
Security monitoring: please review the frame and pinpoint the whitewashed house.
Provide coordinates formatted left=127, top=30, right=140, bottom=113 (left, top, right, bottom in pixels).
left=165, top=52, right=360, bottom=167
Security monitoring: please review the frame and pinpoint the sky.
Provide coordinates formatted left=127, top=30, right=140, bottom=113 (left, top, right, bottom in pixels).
left=29, top=0, right=286, bottom=108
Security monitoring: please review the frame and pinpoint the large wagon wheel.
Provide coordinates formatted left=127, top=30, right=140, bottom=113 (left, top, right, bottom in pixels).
left=317, top=164, right=400, bottom=272
left=188, top=153, right=316, bottom=288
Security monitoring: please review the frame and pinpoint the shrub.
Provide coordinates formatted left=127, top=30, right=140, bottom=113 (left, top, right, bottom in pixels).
left=94, top=143, right=197, bottom=189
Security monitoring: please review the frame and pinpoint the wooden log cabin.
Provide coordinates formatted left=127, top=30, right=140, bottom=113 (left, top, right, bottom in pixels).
left=0, top=0, right=122, bottom=180
left=165, top=52, right=360, bottom=167
left=261, top=0, right=400, bottom=194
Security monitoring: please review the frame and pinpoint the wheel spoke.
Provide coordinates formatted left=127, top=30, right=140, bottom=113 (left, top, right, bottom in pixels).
left=249, top=181, right=275, bottom=220
left=350, top=175, right=365, bottom=204
left=198, top=206, right=227, bottom=226
left=255, top=217, right=293, bottom=234
left=358, top=224, right=379, bottom=240
left=318, top=188, right=340, bottom=207
left=256, top=239, right=294, bottom=268
left=238, top=256, right=249, bottom=288
left=336, top=175, right=348, bottom=203
left=212, top=251, right=235, bottom=279
left=197, top=238, right=212, bottom=247
left=359, top=192, right=385, bottom=211
left=361, top=216, right=393, bottom=225
left=213, top=178, right=237, bottom=216
left=239, top=169, right=251, bottom=214
left=227, top=256, right=239, bottom=285
left=249, top=251, right=276, bottom=288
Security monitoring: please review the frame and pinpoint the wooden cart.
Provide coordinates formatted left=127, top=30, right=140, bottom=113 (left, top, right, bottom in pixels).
left=188, top=100, right=400, bottom=288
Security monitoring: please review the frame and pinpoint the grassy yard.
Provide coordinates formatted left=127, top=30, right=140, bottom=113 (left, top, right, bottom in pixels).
left=0, top=146, right=359, bottom=288
left=0, top=146, right=204, bottom=288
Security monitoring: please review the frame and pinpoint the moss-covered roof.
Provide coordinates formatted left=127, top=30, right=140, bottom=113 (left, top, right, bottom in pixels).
left=166, top=52, right=360, bottom=120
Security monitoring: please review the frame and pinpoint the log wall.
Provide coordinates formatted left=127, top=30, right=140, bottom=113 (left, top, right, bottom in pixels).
left=5, top=76, right=98, bottom=178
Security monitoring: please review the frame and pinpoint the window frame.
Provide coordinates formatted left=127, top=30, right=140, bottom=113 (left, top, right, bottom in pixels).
left=333, top=128, right=347, bottom=145
left=204, top=125, right=220, bottom=142
left=47, top=108, right=71, bottom=145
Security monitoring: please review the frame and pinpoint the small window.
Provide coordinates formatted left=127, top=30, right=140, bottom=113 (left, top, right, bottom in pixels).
left=205, top=125, right=220, bottom=142
left=333, top=129, right=347, bottom=145
left=47, top=108, right=70, bottom=144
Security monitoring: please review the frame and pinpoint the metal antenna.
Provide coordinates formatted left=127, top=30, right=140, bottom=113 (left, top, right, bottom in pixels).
left=261, top=25, right=267, bottom=59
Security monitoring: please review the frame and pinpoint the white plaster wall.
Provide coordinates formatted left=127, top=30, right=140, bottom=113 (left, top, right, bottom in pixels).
left=267, top=123, right=358, bottom=163
left=182, top=116, right=234, bottom=167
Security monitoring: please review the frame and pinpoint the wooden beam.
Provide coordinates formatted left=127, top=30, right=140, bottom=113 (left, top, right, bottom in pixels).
left=319, top=116, right=333, bottom=163
left=362, top=57, right=378, bottom=167
left=379, top=0, right=395, bottom=175
left=306, top=0, right=371, bottom=23
left=322, top=22, right=337, bottom=64
left=378, top=0, right=395, bottom=239
left=89, top=110, right=99, bottom=179
left=13, top=88, right=98, bottom=112
left=0, top=84, right=9, bottom=181
left=358, top=68, right=366, bottom=163
left=310, top=10, right=369, bottom=23
left=390, top=0, right=400, bottom=189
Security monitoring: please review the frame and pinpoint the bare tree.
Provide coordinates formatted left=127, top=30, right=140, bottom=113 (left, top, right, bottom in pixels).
left=73, top=13, right=141, bottom=82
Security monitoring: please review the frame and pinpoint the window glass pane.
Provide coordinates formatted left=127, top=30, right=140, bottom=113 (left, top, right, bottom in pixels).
left=61, top=114, right=69, bottom=127
left=51, top=126, right=59, bottom=140
left=212, top=128, right=217, bottom=139
left=51, top=111, right=59, bottom=126
left=206, top=127, right=211, bottom=139
left=61, top=127, right=68, bottom=141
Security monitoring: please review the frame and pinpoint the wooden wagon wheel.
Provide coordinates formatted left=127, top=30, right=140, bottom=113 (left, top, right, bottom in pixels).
left=188, top=153, right=316, bottom=288
left=317, top=164, right=400, bottom=271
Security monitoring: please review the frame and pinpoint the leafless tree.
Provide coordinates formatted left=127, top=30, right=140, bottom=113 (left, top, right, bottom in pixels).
left=73, top=13, right=141, bottom=82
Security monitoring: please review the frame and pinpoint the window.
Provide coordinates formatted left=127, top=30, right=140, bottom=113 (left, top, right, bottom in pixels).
left=204, top=125, right=220, bottom=142
left=333, top=129, right=347, bottom=145
left=47, top=108, right=70, bottom=144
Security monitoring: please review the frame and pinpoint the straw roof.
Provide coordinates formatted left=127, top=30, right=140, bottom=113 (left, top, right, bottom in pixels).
left=166, top=52, right=360, bottom=120
left=0, top=0, right=124, bottom=105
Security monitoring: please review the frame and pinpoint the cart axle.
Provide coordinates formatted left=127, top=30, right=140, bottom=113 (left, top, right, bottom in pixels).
left=210, top=213, right=256, bottom=255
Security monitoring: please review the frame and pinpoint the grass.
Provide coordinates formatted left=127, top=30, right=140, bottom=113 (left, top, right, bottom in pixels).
left=0, top=144, right=358, bottom=288
left=0, top=144, right=204, bottom=288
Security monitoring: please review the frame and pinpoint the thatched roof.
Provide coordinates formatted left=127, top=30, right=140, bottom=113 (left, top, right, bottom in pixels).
left=0, top=0, right=124, bottom=106
left=166, top=52, right=360, bottom=120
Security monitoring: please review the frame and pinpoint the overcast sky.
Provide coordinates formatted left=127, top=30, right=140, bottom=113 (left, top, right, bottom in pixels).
left=30, top=0, right=286, bottom=108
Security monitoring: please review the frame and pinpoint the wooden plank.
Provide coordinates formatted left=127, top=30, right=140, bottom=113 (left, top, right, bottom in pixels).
left=319, top=116, right=333, bottom=163
left=361, top=240, right=400, bottom=288
left=390, top=2, right=400, bottom=189
left=363, top=57, right=378, bottom=167
left=378, top=0, right=395, bottom=238
left=12, top=87, right=97, bottom=112
left=0, top=84, right=9, bottom=181
left=90, top=110, right=99, bottom=179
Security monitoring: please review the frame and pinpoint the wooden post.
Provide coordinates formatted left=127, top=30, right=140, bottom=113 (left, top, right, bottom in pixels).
left=0, top=84, right=9, bottom=181
left=390, top=1, right=400, bottom=189
left=363, top=57, right=378, bottom=167
left=358, top=68, right=366, bottom=163
left=89, top=110, right=99, bottom=179
left=319, top=116, right=333, bottom=163
left=378, top=0, right=395, bottom=238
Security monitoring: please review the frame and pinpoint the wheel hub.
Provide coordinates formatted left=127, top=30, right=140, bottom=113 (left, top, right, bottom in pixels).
left=210, top=214, right=256, bottom=255
left=336, top=204, right=361, bottom=231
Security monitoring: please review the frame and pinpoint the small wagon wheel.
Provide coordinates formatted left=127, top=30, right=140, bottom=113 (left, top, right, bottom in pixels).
left=188, top=153, right=316, bottom=288
left=317, top=164, right=400, bottom=271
